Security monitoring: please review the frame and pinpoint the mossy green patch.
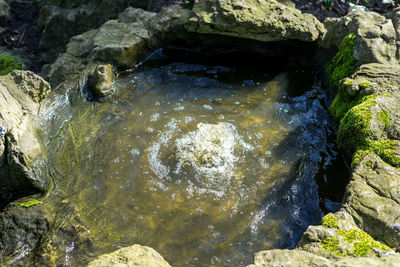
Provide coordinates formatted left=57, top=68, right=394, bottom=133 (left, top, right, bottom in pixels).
left=322, top=237, right=340, bottom=254
left=0, top=54, right=22, bottom=75
left=320, top=216, right=391, bottom=257
left=337, top=95, right=377, bottom=155
left=321, top=214, right=339, bottom=228
left=358, top=81, right=371, bottom=89
left=377, top=110, right=390, bottom=129
left=328, top=85, right=367, bottom=121
left=326, top=33, right=356, bottom=88
left=19, top=199, right=42, bottom=208
left=336, top=229, right=391, bottom=256
left=351, top=139, right=400, bottom=168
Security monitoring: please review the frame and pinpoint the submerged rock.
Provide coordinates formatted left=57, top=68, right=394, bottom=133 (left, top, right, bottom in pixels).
left=87, top=244, right=171, bottom=267
left=0, top=203, right=49, bottom=262
left=186, top=0, right=326, bottom=42
left=88, top=64, right=114, bottom=98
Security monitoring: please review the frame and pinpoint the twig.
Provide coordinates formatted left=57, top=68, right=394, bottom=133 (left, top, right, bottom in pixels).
left=17, top=28, right=25, bottom=47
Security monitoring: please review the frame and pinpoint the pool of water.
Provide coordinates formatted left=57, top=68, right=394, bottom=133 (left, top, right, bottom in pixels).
left=38, top=49, right=347, bottom=266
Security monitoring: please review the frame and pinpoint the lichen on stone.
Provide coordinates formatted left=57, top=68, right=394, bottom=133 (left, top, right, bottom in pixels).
left=326, top=33, right=356, bottom=89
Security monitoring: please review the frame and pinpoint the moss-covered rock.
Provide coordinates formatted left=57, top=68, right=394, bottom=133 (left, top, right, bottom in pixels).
left=326, top=33, right=356, bottom=88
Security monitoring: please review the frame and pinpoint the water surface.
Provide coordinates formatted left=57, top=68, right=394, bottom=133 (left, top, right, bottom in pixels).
left=40, top=51, right=346, bottom=266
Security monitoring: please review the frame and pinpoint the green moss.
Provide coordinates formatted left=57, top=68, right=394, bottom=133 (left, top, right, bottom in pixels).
left=321, top=214, right=339, bottom=228
left=377, top=110, right=390, bottom=129
left=351, top=140, right=400, bottom=168
left=343, top=80, right=353, bottom=86
left=336, top=229, right=391, bottom=256
left=352, top=149, right=372, bottom=168
left=337, top=96, right=377, bottom=155
left=358, top=81, right=371, bottom=89
left=19, top=199, right=42, bottom=208
left=0, top=54, right=22, bottom=75
left=321, top=219, right=391, bottom=257
left=321, top=237, right=340, bottom=253
left=326, top=33, right=356, bottom=88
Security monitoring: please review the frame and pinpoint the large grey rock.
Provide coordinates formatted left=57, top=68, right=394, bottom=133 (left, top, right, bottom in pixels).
left=351, top=63, right=400, bottom=98
left=344, top=154, right=400, bottom=250
left=185, top=0, right=326, bottom=43
left=322, top=11, right=398, bottom=65
left=248, top=249, right=400, bottom=267
left=0, top=71, right=50, bottom=201
left=45, top=5, right=191, bottom=88
left=38, top=0, right=188, bottom=63
left=87, top=244, right=171, bottom=267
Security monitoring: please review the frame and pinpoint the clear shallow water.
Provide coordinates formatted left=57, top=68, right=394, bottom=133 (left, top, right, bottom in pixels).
left=39, top=53, right=347, bottom=266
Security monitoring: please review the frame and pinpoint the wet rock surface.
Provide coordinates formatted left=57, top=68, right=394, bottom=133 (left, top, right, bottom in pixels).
left=88, top=64, right=114, bottom=98
left=0, top=203, right=49, bottom=262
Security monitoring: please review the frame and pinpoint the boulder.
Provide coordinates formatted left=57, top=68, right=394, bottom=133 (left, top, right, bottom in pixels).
left=44, top=5, right=192, bottom=88
left=351, top=63, right=400, bottom=98
left=248, top=249, right=400, bottom=267
left=38, top=0, right=135, bottom=63
left=87, top=244, right=171, bottom=267
left=185, top=0, right=326, bottom=43
left=344, top=154, right=400, bottom=250
left=322, top=11, right=398, bottom=65
left=0, top=71, right=50, bottom=205
left=38, top=0, right=188, bottom=63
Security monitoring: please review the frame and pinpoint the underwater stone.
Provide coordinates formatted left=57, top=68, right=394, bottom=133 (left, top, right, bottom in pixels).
left=88, top=64, right=114, bottom=98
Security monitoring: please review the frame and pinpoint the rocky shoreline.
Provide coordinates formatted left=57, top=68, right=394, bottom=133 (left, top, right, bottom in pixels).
left=1, top=0, right=400, bottom=266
